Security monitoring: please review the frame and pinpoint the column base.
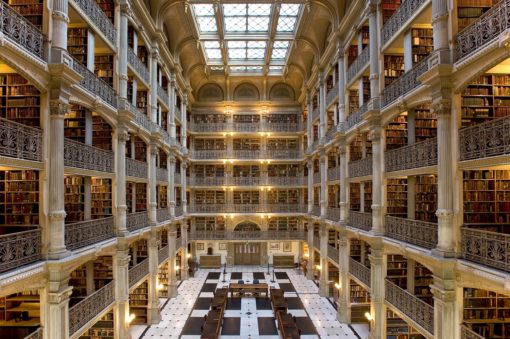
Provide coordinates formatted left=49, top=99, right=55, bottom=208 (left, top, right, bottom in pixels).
left=168, top=279, right=178, bottom=298
left=181, top=268, right=189, bottom=280
left=432, top=247, right=456, bottom=258
left=147, top=306, right=161, bottom=324
left=319, top=280, right=329, bottom=297
left=336, top=304, right=351, bottom=323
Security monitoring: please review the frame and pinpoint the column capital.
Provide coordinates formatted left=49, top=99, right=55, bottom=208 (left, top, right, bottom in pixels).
left=150, top=143, right=159, bottom=155
left=368, top=127, right=382, bottom=142
left=50, top=101, right=68, bottom=117
left=431, top=99, right=451, bottom=116
left=119, top=2, right=132, bottom=15
left=117, top=128, right=130, bottom=143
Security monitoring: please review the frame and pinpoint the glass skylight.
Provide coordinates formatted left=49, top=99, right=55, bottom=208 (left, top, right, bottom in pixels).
left=191, top=2, right=302, bottom=75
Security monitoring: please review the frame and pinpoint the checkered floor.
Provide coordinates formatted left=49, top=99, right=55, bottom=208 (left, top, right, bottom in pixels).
left=136, top=266, right=362, bottom=339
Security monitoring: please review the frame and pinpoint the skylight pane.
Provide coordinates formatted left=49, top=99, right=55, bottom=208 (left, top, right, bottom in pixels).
left=269, top=66, right=283, bottom=73
left=271, top=49, right=287, bottom=60
left=205, top=48, right=222, bottom=59
left=224, top=17, right=246, bottom=32
left=194, top=4, right=215, bottom=16
left=280, top=4, right=300, bottom=16
left=248, top=3, right=271, bottom=15
left=228, top=41, right=246, bottom=48
left=276, top=16, right=297, bottom=32
left=248, top=41, right=266, bottom=48
left=247, top=17, right=270, bottom=31
left=223, top=4, right=246, bottom=16
left=197, top=17, right=217, bottom=32
left=273, top=41, right=290, bottom=48
left=247, top=48, right=265, bottom=59
left=204, top=41, right=220, bottom=48
left=228, top=48, right=246, bottom=59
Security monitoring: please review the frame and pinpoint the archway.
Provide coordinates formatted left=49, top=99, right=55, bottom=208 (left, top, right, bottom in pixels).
left=233, top=222, right=263, bottom=265
left=234, top=221, right=261, bottom=232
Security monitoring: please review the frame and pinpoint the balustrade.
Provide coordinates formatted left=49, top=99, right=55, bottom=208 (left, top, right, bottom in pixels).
left=265, top=122, right=303, bottom=132
left=456, top=0, right=510, bottom=60
left=158, top=245, right=169, bottom=265
left=174, top=172, right=181, bottom=185
left=156, top=167, right=168, bottom=182
left=65, top=217, right=115, bottom=250
left=313, top=172, right=321, bottom=184
left=71, top=0, right=116, bottom=46
left=312, top=205, right=321, bottom=217
left=385, top=137, right=437, bottom=172
left=232, top=150, right=262, bottom=159
left=266, top=149, right=303, bottom=159
left=129, top=258, right=149, bottom=288
left=132, top=105, right=152, bottom=132
left=462, top=227, right=510, bottom=272
left=324, top=126, right=337, bottom=143
left=126, top=158, right=148, bottom=178
left=349, top=258, right=371, bottom=287
left=24, top=327, right=43, bottom=339
left=267, top=176, right=306, bottom=186
left=229, top=177, right=261, bottom=186
left=348, top=211, right=372, bottom=231
left=328, top=245, right=339, bottom=265
left=174, top=204, right=183, bottom=217
left=127, top=46, right=150, bottom=84
left=385, top=216, right=438, bottom=249
left=189, top=176, right=226, bottom=186
left=0, top=1, right=44, bottom=59
left=385, top=279, right=434, bottom=335
left=381, top=0, right=428, bottom=46
left=64, top=139, right=114, bottom=172
left=126, top=211, right=148, bottom=232
left=461, top=325, right=485, bottom=339
left=348, top=157, right=372, bottom=178
left=157, top=85, right=169, bottom=105
left=0, top=118, right=42, bottom=162
left=69, top=281, right=115, bottom=335
left=344, top=104, right=368, bottom=132
left=232, top=122, right=261, bottom=132
left=157, top=208, right=170, bottom=222
left=326, top=82, right=339, bottom=106
left=190, top=230, right=305, bottom=241
left=175, top=106, right=182, bottom=121
left=327, top=166, right=340, bottom=181
left=327, top=207, right=340, bottom=222
left=0, top=229, right=41, bottom=273
left=71, top=57, right=117, bottom=108
left=459, top=115, right=510, bottom=161
left=346, top=47, right=370, bottom=84
left=189, top=122, right=229, bottom=132
left=266, top=204, right=305, bottom=213
left=382, top=55, right=430, bottom=107
left=190, top=150, right=228, bottom=159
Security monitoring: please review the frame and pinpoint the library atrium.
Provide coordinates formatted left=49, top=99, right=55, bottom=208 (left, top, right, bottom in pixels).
left=0, top=0, right=508, bottom=338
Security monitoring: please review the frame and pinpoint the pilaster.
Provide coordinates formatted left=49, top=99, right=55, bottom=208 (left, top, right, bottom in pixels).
left=431, top=261, right=459, bottom=339
left=167, top=226, right=178, bottom=297
left=148, top=143, right=158, bottom=224
left=369, top=126, right=384, bottom=235
left=337, top=229, right=351, bottom=322
left=320, top=151, right=328, bottom=218
left=168, top=155, right=176, bottom=217
left=147, top=230, right=161, bottom=324
left=369, top=244, right=386, bottom=339
left=181, top=161, right=188, bottom=214
left=307, top=160, right=313, bottom=213
left=319, top=223, right=329, bottom=297
left=115, top=126, right=129, bottom=235
left=339, top=144, right=348, bottom=224
left=43, top=265, right=73, bottom=339
left=306, top=222, right=314, bottom=280
left=181, top=223, right=189, bottom=279
left=113, top=239, right=131, bottom=339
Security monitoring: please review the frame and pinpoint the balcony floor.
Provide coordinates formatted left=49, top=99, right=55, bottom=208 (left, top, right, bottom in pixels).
left=134, top=266, right=362, bottom=338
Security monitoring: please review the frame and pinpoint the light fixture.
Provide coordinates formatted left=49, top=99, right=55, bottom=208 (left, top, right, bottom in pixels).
left=304, top=253, right=309, bottom=258
left=187, top=253, right=191, bottom=259
left=334, top=283, right=340, bottom=289
left=365, top=312, right=373, bottom=321
left=315, top=265, right=321, bottom=270
left=157, top=282, right=164, bottom=291
left=128, top=314, right=136, bottom=324
left=175, top=265, right=180, bottom=270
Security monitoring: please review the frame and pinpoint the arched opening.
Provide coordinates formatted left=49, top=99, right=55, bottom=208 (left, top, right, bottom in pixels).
left=234, top=221, right=261, bottom=232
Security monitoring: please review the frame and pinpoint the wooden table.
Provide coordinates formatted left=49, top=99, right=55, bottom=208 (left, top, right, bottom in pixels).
left=228, top=283, right=268, bottom=298
left=201, top=309, right=224, bottom=339
left=276, top=311, right=300, bottom=339
left=211, top=295, right=227, bottom=310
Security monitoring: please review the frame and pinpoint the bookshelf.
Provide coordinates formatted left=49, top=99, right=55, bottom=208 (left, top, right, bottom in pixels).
left=384, top=55, right=405, bottom=88
left=134, top=136, right=147, bottom=161
left=79, top=311, right=114, bottom=339
left=126, top=182, right=133, bottom=214
left=414, top=105, right=437, bottom=142
left=94, top=256, right=113, bottom=290
left=463, top=170, right=510, bottom=227
left=137, top=90, right=148, bottom=115
left=0, top=170, right=39, bottom=233
left=350, top=279, right=370, bottom=323
left=233, top=191, right=260, bottom=204
left=192, top=114, right=227, bottom=124
left=364, top=181, right=372, bottom=213
left=461, top=74, right=510, bottom=128
left=349, top=90, right=359, bottom=115
left=0, top=290, right=41, bottom=338
left=415, top=175, right=437, bottom=223
left=65, top=105, right=86, bottom=142
left=387, top=254, right=407, bottom=288
left=95, top=0, right=114, bottom=23
left=68, top=28, right=88, bottom=65
left=94, top=54, right=114, bottom=87
left=91, top=178, right=112, bottom=219
left=233, top=138, right=261, bottom=151
left=411, top=29, right=433, bottom=65
left=350, top=183, right=361, bottom=211
left=387, top=178, right=407, bottom=218
left=69, top=265, right=87, bottom=306
left=362, top=76, right=371, bottom=103
left=386, top=114, right=408, bottom=150
left=386, top=310, right=425, bottom=339
left=267, top=189, right=299, bottom=204
left=381, top=0, right=401, bottom=23
left=457, top=0, right=496, bottom=31
left=0, top=73, right=41, bottom=127
left=127, top=76, right=133, bottom=104
left=158, top=185, right=167, bottom=208
left=135, top=183, right=147, bottom=211
left=350, top=239, right=362, bottom=262
left=65, top=175, right=84, bottom=224
left=347, top=45, right=358, bottom=67
left=414, top=263, right=433, bottom=305
left=138, top=45, right=148, bottom=66
left=158, top=263, right=169, bottom=298
left=92, top=113, right=112, bottom=150
left=129, top=280, right=148, bottom=325
left=463, top=288, right=510, bottom=338
left=350, top=135, right=363, bottom=162
left=7, top=0, right=43, bottom=29
left=194, top=190, right=225, bottom=205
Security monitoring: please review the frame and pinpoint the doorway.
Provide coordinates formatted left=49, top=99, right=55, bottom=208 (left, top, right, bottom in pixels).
left=234, top=242, right=261, bottom=265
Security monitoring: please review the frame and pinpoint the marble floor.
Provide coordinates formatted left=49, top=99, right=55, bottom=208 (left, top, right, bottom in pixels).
left=131, top=266, right=368, bottom=338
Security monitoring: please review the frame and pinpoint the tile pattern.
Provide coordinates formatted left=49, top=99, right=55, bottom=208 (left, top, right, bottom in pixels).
left=138, top=266, right=361, bottom=339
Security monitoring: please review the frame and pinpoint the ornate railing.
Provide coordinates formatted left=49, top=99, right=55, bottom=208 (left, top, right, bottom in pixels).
left=313, top=236, right=321, bottom=249
left=175, top=106, right=182, bottom=121
left=190, top=230, right=306, bottom=241
left=327, top=207, right=340, bottom=222
left=344, top=103, right=368, bottom=132
left=156, top=167, right=168, bottom=182
left=0, top=229, right=41, bottom=273
left=68, top=281, right=114, bottom=335
left=24, top=327, right=43, bottom=339
left=132, top=105, right=152, bottom=132
left=0, top=118, right=42, bottom=162
left=312, top=205, right=321, bottom=217
left=326, top=82, right=339, bottom=106
left=64, top=139, right=114, bottom=172
left=174, top=172, right=181, bottom=185
left=71, top=0, right=116, bottom=45
left=325, top=126, right=337, bottom=143
left=126, top=211, right=148, bottom=232
left=462, top=227, right=510, bottom=272
left=385, top=216, right=438, bottom=249
left=127, top=47, right=150, bottom=84
left=348, top=211, right=372, bottom=231
left=126, top=158, right=148, bottom=178
left=266, top=122, right=303, bottom=132
left=266, top=204, right=306, bottom=213
left=349, top=258, right=371, bottom=287
left=190, top=150, right=228, bottom=159
left=312, top=106, right=319, bottom=121
left=232, top=122, right=261, bottom=132
left=157, top=85, right=169, bottom=105
left=188, top=176, right=227, bottom=186
left=0, top=1, right=44, bottom=59
left=157, top=208, right=170, bottom=223
left=232, top=150, right=262, bottom=159
left=459, top=115, right=510, bottom=161
left=456, top=0, right=510, bottom=60
left=154, top=124, right=170, bottom=144
left=65, top=217, right=115, bottom=250
left=189, top=122, right=229, bottom=132
left=349, top=157, right=372, bottom=178
left=189, top=204, right=228, bottom=213
left=71, top=58, right=117, bottom=108
left=382, top=55, right=430, bottom=107
left=313, top=172, right=321, bottom=184
left=158, top=245, right=169, bottom=265
left=385, top=279, right=434, bottom=335
left=267, top=176, right=306, bottom=186
left=129, top=258, right=149, bottom=288
left=328, top=245, right=339, bottom=265
left=265, top=149, right=303, bottom=159
left=327, top=166, right=340, bottom=181
left=347, top=47, right=370, bottom=83
left=381, top=0, right=428, bottom=46
left=461, top=325, right=485, bottom=339
left=229, top=177, right=262, bottom=186
left=385, top=137, right=437, bottom=172
left=174, top=204, right=183, bottom=217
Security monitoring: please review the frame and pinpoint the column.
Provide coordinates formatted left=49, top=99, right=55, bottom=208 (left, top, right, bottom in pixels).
left=148, top=143, right=158, bottom=224
left=370, top=126, right=384, bottom=234
left=337, top=46, right=346, bottom=129
left=167, top=155, right=175, bottom=217
left=181, top=161, right=187, bottom=214
left=431, top=266, right=458, bottom=339
left=118, top=2, right=130, bottom=99
left=169, top=73, right=176, bottom=139
left=369, top=245, right=386, bottom=339
left=320, top=151, right=328, bottom=217
left=319, top=223, right=328, bottom=297
left=113, top=240, right=130, bottom=339
left=319, top=75, right=326, bottom=140
left=181, top=223, right=189, bottom=279
left=432, top=0, right=450, bottom=63
left=150, top=49, right=158, bottom=123
left=181, top=94, right=188, bottom=148
left=307, top=91, right=313, bottom=149
left=116, top=126, right=129, bottom=234
left=42, top=265, right=72, bottom=339
left=306, top=220, right=314, bottom=280
left=147, top=231, right=161, bottom=323
left=433, top=100, right=456, bottom=256
left=367, top=1, right=380, bottom=99
left=403, top=30, right=414, bottom=72
left=337, top=229, right=351, bottom=322
left=339, top=144, right=349, bottom=223
left=167, top=225, right=178, bottom=297
left=307, top=160, right=313, bottom=213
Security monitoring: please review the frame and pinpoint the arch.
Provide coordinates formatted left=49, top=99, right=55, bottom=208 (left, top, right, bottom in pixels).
left=269, top=83, right=295, bottom=101
left=234, top=221, right=261, bottom=231
left=198, top=83, right=224, bottom=102
left=233, top=83, right=260, bottom=101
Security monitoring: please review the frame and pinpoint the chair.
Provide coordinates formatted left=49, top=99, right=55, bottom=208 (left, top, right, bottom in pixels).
left=238, top=280, right=244, bottom=284
left=253, top=279, right=259, bottom=284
